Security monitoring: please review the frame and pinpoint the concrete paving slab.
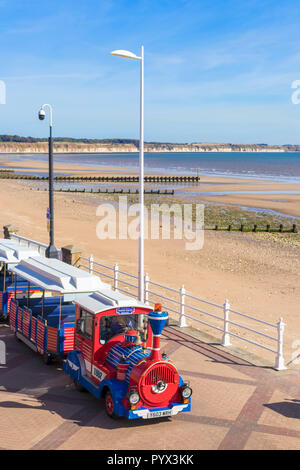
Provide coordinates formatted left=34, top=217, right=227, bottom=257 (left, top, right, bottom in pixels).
left=245, top=431, right=300, bottom=450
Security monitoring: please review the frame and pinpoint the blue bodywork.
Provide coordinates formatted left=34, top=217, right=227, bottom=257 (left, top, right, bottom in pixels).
left=0, top=271, right=43, bottom=318
left=106, top=343, right=151, bottom=383
left=10, top=297, right=75, bottom=356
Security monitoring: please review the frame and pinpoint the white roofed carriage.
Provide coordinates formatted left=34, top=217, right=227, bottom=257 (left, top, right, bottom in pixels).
left=0, top=239, right=41, bottom=320
left=8, top=256, right=109, bottom=363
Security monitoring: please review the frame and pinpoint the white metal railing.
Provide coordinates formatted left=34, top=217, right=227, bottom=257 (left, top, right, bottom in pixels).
left=10, top=233, right=48, bottom=255
left=9, top=233, right=62, bottom=259
left=80, top=255, right=286, bottom=371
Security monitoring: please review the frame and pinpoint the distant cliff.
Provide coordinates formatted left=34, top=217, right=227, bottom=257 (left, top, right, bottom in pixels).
left=0, top=141, right=300, bottom=154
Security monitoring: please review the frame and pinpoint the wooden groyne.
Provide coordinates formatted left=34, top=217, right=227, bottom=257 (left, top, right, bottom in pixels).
left=44, top=188, right=175, bottom=195
left=207, top=223, right=298, bottom=233
left=0, top=173, right=200, bottom=183
left=55, top=175, right=200, bottom=183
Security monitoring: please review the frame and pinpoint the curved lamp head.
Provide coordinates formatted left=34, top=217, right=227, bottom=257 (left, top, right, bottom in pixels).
left=38, top=108, right=46, bottom=120
left=110, top=49, right=141, bottom=60
left=38, top=104, right=53, bottom=126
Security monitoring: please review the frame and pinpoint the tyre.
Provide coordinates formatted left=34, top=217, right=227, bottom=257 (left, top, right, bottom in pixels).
left=14, top=332, right=21, bottom=342
left=73, top=379, right=86, bottom=392
left=104, top=390, right=118, bottom=419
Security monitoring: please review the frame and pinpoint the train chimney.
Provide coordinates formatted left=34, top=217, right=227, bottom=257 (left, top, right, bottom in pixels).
left=148, top=305, right=168, bottom=362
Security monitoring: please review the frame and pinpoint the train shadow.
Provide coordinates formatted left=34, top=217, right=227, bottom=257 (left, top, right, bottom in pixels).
left=0, top=388, right=173, bottom=430
left=0, top=328, right=173, bottom=431
left=264, top=399, right=300, bottom=419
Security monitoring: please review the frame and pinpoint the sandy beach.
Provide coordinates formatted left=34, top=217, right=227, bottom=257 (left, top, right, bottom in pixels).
left=0, top=169, right=299, bottom=365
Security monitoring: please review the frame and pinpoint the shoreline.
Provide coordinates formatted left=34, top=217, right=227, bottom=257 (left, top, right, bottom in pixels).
left=2, top=157, right=300, bottom=218
left=1, top=152, right=300, bottom=184
left=2, top=149, right=300, bottom=154
left=0, top=155, right=296, bottom=181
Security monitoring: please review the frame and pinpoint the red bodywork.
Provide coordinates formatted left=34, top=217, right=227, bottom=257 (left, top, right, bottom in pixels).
left=74, top=304, right=184, bottom=411
left=74, top=304, right=153, bottom=386
left=130, top=361, right=181, bottom=408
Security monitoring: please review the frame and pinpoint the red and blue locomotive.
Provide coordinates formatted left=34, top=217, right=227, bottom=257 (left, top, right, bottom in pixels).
left=63, top=290, right=192, bottom=419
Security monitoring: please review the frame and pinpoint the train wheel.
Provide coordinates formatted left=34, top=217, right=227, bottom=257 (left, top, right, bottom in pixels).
left=43, top=353, right=52, bottom=365
left=104, top=391, right=117, bottom=419
left=73, top=379, right=86, bottom=392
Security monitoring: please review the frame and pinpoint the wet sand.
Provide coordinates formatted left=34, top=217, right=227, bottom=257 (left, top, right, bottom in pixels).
left=198, top=192, right=300, bottom=219
left=1, top=157, right=300, bottom=218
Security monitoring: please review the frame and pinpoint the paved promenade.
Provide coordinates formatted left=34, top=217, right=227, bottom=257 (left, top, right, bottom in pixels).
left=1, top=324, right=300, bottom=450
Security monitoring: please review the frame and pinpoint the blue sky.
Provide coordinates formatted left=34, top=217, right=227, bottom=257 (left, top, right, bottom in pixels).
left=1, top=0, right=300, bottom=144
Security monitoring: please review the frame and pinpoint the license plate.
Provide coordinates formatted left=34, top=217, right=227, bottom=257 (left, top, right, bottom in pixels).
left=146, top=410, right=172, bottom=419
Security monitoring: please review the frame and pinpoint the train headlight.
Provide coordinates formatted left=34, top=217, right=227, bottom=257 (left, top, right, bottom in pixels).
left=128, top=390, right=140, bottom=405
left=152, top=380, right=167, bottom=393
left=181, top=384, right=192, bottom=399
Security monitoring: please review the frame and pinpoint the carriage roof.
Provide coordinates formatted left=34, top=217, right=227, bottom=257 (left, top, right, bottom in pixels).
left=0, top=239, right=39, bottom=264
left=75, top=289, right=150, bottom=314
left=9, top=256, right=109, bottom=294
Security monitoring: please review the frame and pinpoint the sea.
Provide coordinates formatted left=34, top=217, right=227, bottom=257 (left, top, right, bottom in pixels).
left=3, top=151, right=300, bottom=183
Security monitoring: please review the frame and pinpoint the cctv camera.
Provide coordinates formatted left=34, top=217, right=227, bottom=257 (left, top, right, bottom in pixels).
left=38, top=109, right=46, bottom=120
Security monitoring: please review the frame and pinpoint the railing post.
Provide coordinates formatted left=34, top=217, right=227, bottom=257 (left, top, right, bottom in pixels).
left=178, top=285, right=187, bottom=327
left=144, top=272, right=150, bottom=305
left=274, top=317, right=286, bottom=370
left=89, top=254, right=94, bottom=274
left=221, top=299, right=231, bottom=346
left=114, top=263, right=119, bottom=291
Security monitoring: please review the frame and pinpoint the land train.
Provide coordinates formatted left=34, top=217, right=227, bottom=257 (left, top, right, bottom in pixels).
left=6, top=255, right=192, bottom=420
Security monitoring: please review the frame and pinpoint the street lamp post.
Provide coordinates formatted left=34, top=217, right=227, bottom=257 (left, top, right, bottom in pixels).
left=38, top=104, right=59, bottom=259
left=110, top=47, right=144, bottom=302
